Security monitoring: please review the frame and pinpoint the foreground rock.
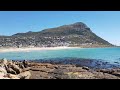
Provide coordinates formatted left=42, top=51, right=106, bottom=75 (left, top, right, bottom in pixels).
left=28, top=62, right=120, bottom=79
left=1, top=58, right=120, bottom=79
left=18, top=71, right=31, bottom=79
left=0, top=58, right=31, bottom=79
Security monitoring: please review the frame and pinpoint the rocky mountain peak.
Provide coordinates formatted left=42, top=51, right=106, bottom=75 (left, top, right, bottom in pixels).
left=69, top=22, right=89, bottom=29
left=72, top=22, right=87, bottom=25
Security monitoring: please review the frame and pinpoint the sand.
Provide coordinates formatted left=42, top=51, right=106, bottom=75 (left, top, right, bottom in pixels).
left=0, top=46, right=81, bottom=52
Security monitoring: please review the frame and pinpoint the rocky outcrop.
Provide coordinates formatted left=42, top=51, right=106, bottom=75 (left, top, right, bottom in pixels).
left=18, top=71, right=31, bottom=79
left=0, top=58, right=31, bottom=79
left=28, top=61, right=120, bottom=79
left=1, top=58, right=120, bottom=79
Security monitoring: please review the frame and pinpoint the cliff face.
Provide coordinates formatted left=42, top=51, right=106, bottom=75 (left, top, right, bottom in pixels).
left=0, top=22, right=113, bottom=48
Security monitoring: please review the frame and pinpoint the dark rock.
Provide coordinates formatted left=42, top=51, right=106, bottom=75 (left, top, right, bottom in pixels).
left=6, top=68, right=16, bottom=74
left=97, top=69, right=115, bottom=74
left=4, top=65, right=16, bottom=74
left=114, top=62, right=119, bottom=64
left=111, top=72, right=120, bottom=77
left=82, top=66, right=90, bottom=70
left=11, top=64, right=22, bottom=74
left=23, top=60, right=28, bottom=68
left=19, top=64, right=24, bottom=69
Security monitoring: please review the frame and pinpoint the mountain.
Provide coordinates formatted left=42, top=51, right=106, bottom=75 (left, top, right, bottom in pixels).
left=0, top=22, right=113, bottom=48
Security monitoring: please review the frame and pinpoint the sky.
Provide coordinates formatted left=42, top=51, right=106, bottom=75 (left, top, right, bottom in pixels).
left=0, top=11, right=120, bottom=46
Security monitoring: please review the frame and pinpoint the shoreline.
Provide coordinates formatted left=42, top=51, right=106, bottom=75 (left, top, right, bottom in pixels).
left=1, top=58, right=120, bottom=79
left=0, top=46, right=118, bottom=53
left=0, top=46, right=81, bottom=53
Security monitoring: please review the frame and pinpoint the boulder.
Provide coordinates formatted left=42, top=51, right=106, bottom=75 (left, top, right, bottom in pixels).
left=23, top=60, right=28, bottom=68
left=0, top=58, right=8, bottom=67
left=11, top=64, right=22, bottom=74
left=82, top=66, right=90, bottom=70
left=19, top=63, right=24, bottom=69
left=0, top=67, right=8, bottom=79
left=18, top=71, right=31, bottom=79
left=6, top=67, right=16, bottom=74
left=0, top=67, right=7, bottom=74
left=2, top=58, right=8, bottom=65
left=0, top=72, right=5, bottom=78
left=8, top=60, right=13, bottom=64
left=111, top=72, right=120, bottom=77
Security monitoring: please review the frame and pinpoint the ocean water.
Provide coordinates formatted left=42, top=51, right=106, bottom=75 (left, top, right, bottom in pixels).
left=0, top=47, right=120, bottom=64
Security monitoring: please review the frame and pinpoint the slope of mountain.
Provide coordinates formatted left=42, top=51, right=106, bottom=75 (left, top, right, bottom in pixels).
left=0, top=22, right=113, bottom=48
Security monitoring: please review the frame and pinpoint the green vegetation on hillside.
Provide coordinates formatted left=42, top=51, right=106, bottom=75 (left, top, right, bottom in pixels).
left=0, top=22, right=113, bottom=48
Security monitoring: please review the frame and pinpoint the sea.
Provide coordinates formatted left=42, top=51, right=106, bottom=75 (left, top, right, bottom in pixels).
left=0, top=47, right=120, bottom=65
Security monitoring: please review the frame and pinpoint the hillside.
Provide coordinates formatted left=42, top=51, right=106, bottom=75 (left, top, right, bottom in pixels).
left=0, top=22, right=113, bottom=48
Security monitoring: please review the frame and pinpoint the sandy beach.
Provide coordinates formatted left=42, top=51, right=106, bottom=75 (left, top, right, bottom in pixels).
left=0, top=46, right=81, bottom=53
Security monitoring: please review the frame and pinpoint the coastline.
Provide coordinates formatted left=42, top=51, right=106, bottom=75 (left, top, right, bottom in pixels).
left=1, top=58, right=120, bottom=79
left=0, top=46, right=81, bottom=53
left=0, top=46, right=118, bottom=53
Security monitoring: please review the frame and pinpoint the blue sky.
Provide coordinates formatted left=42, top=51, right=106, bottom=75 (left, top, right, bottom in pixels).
left=0, top=11, right=120, bottom=46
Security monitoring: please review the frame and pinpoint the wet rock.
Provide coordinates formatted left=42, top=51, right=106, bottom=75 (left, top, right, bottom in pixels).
left=111, top=72, right=120, bottom=77
left=82, top=66, right=90, bottom=70
left=98, top=69, right=114, bottom=74
left=114, top=62, right=119, bottom=64
left=54, top=66, right=59, bottom=69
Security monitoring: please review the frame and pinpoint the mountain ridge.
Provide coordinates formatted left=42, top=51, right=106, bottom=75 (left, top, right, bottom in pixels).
left=0, top=22, right=114, bottom=48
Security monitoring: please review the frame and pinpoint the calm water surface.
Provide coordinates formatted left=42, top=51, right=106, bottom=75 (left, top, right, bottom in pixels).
left=0, top=47, right=120, bottom=64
